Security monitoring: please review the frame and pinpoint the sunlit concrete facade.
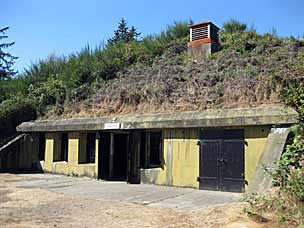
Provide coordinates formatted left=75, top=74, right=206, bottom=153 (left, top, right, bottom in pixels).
left=43, top=132, right=97, bottom=177
left=15, top=106, right=298, bottom=192
left=141, top=126, right=270, bottom=189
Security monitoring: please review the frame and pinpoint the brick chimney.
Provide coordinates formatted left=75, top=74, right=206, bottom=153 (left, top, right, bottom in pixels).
left=188, top=21, right=220, bottom=61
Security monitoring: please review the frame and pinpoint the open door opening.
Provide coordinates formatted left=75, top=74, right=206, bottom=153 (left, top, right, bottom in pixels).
left=98, top=132, right=129, bottom=181
left=98, top=132, right=110, bottom=180
left=128, top=131, right=141, bottom=184
left=112, top=133, right=128, bottom=180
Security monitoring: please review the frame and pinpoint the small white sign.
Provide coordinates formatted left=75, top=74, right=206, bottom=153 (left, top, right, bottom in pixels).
left=104, top=122, right=121, bottom=129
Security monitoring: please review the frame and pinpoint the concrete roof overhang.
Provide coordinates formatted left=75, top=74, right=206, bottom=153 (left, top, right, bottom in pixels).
left=16, top=106, right=298, bottom=132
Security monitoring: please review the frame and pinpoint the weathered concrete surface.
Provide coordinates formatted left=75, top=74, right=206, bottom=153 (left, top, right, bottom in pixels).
left=15, top=173, right=240, bottom=211
left=141, top=128, right=200, bottom=189
left=0, top=133, right=39, bottom=172
left=188, top=42, right=212, bottom=60
left=17, top=106, right=298, bottom=132
left=43, top=132, right=97, bottom=178
left=141, top=126, right=271, bottom=190
left=247, top=127, right=290, bottom=193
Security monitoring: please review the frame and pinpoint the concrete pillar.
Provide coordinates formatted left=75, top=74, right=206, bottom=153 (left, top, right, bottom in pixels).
left=68, top=132, right=79, bottom=165
left=44, top=133, right=54, bottom=172
left=109, top=133, right=114, bottom=179
left=94, top=138, right=99, bottom=177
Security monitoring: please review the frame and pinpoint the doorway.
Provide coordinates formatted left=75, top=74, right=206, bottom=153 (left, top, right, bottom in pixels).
left=112, top=133, right=129, bottom=180
left=198, top=129, right=245, bottom=192
left=98, top=132, right=129, bottom=181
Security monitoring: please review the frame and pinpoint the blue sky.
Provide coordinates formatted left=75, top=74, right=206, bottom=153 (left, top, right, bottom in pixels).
left=2, top=0, right=304, bottom=73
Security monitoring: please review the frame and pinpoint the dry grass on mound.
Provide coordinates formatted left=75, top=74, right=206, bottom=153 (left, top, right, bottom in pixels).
left=44, top=33, right=304, bottom=119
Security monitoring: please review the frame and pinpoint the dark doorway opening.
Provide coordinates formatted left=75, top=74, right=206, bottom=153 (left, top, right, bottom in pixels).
left=139, top=132, right=146, bottom=168
left=128, top=131, right=141, bottom=184
left=98, top=132, right=129, bottom=181
left=112, top=133, right=128, bottom=180
left=86, top=133, right=96, bottom=163
left=198, top=129, right=245, bottom=192
left=98, top=132, right=110, bottom=180
left=61, top=133, right=68, bottom=162
left=38, top=133, right=45, bottom=161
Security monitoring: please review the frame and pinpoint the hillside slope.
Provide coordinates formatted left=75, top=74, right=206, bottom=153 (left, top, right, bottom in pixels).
left=58, top=32, right=304, bottom=118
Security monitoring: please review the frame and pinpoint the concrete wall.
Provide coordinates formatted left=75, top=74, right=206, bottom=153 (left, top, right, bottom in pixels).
left=247, top=127, right=290, bottom=193
left=187, top=41, right=221, bottom=62
left=0, top=124, right=282, bottom=190
left=141, top=126, right=271, bottom=189
left=0, top=133, right=40, bottom=172
left=244, top=126, right=270, bottom=187
left=39, top=126, right=271, bottom=189
left=141, top=128, right=200, bottom=188
left=43, top=132, right=97, bottom=178
left=188, top=43, right=212, bottom=61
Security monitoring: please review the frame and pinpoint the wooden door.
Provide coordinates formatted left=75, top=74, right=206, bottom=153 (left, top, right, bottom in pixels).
left=199, top=129, right=245, bottom=192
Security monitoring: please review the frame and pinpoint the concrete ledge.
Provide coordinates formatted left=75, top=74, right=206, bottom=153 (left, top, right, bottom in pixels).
left=17, top=106, right=298, bottom=132
left=44, top=161, right=96, bottom=178
left=140, top=168, right=163, bottom=185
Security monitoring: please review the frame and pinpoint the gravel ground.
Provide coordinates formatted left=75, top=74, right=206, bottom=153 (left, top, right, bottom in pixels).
left=0, top=174, right=282, bottom=228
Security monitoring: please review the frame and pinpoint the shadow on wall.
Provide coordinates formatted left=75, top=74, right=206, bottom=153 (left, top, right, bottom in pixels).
left=0, top=133, right=43, bottom=173
left=164, top=126, right=271, bottom=140
left=244, top=126, right=270, bottom=140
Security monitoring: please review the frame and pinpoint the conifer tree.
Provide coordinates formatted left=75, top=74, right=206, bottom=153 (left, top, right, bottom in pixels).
left=0, top=27, right=17, bottom=80
left=107, top=18, right=140, bottom=45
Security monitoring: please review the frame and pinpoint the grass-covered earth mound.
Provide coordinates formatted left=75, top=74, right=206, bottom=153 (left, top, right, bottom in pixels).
left=65, top=32, right=304, bottom=118
left=1, top=21, right=304, bottom=121
left=19, top=31, right=304, bottom=119
left=0, top=20, right=303, bottom=226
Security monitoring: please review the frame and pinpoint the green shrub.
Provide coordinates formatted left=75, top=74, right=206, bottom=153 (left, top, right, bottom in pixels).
left=244, top=82, right=304, bottom=226
left=271, top=124, right=304, bottom=198
left=31, top=76, right=66, bottom=115
left=0, top=97, right=36, bottom=139
left=283, top=82, right=304, bottom=121
left=223, top=19, right=247, bottom=33
left=157, top=20, right=190, bottom=44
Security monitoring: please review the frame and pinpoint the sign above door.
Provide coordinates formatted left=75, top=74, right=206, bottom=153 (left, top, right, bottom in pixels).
left=104, top=122, right=121, bottom=129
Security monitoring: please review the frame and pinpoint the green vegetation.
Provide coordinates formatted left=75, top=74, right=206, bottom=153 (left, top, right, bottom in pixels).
left=0, top=27, right=18, bottom=80
left=107, top=18, right=141, bottom=45
left=222, top=19, right=247, bottom=33
left=0, top=17, right=303, bottom=226
left=1, top=19, right=304, bottom=125
left=0, top=97, right=36, bottom=145
left=241, top=50, right=304, bottom=227
left=0, top=19, right=190, bottom=144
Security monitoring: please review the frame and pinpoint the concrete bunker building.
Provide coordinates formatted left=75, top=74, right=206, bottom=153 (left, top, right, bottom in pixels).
left=8, top=106, right=298, bottom=193
left=0, top=22, right=299, bottom=193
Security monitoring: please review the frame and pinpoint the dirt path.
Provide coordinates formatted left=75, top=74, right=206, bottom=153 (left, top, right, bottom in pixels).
left=0, top=174, right=282, bottom=228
